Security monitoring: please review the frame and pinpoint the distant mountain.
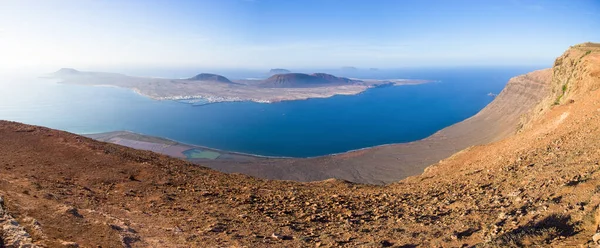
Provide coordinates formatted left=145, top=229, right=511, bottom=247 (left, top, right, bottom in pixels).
left=52, top=68, right=127, bottom=78
left=269, top=68, right=291, bottom=75
left=341, top=66, right=358, bottom=72
left=260, top=73, right=360, bottom=88
left=188, top=73, right=233, bottom=84
left=54, top=68, right=81, bottom=75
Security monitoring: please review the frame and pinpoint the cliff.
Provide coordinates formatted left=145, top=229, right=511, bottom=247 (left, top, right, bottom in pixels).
left=525, top=43, right=600, bottom=125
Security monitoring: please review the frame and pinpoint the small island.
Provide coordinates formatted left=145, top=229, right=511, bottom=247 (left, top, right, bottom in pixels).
left=268, top=68, right=291, bottom=75
left=49, top=68, right=429, bottom=104
left=341, top=66, right=358, bottom=72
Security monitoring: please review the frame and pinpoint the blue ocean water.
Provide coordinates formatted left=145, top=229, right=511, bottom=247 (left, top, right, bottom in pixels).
left=0, top=66, right=544, bottom=157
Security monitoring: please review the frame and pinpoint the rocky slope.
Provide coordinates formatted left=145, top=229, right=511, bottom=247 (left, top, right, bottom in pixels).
left=1, top=43, right=600, bottom=247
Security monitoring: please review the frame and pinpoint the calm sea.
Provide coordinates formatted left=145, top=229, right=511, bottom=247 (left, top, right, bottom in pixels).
left=0, top=66, right=544, bottom=157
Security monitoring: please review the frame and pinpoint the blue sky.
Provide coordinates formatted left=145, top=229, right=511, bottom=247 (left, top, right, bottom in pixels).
left=0, top=0, right=599, bottom=71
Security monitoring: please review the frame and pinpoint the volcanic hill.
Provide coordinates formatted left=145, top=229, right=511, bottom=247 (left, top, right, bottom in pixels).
left=260, top=73, right=359, bottom=88
left=269, top=68, right=291, bottom=75
left=1, top=43, right=600, bottom=247
left=187, top=73, right=234, bottom=84
left=54, top=68, right=81, bottom=75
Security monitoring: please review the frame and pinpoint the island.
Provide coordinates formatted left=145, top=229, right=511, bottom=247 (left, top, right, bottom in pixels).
left=268, top=68, right=291, bottom=75
left=49, top=68, right=429, bottom=104
left=340, top=66, right=358, bottom=72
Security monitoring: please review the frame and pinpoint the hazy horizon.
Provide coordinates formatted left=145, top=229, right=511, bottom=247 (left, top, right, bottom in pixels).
left=1, top=0, right=599, bottom=73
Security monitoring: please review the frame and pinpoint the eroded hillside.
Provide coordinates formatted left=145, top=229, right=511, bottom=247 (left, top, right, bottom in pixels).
left=1, top=43, right=600, bottom=247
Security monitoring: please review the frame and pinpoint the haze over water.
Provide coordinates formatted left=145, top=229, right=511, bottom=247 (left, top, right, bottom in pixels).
left=0, top=66, right=542, bottom=157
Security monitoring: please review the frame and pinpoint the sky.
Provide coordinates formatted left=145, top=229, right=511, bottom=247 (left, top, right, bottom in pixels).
left=0, top=0, right=599, bottom=71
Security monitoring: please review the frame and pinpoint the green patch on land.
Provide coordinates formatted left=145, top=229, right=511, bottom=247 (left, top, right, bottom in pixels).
left=554, top=84, right=567, bottom=105
left=183, top=148, right=221, bottom=160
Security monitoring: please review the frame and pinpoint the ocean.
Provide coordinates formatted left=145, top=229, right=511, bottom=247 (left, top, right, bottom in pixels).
left=0, top=66, right=544, bottom=157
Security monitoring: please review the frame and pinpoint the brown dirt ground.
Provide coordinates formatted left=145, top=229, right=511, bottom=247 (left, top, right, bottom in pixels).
left=0, top=43, right=599, bottom=247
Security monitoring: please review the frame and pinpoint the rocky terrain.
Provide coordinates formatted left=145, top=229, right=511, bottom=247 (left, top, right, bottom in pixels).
left=1, top=43, right=599, bottom=247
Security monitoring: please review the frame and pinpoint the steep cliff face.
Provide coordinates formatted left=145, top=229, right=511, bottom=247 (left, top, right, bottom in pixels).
left=413, top=43, right=600, bottom=246
left=552, top=43, right=600, bottom=103
left=515, top=43, right=600, bottom=132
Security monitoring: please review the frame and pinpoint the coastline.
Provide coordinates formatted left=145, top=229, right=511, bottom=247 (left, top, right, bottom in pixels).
left=82, top=81, right=435, bottom=159
left=121, top=85, right=371, bottom=104
left=85, top=130, right=381, bottom=160
left=83, top=82, right=370, bottom=104
left=84, top=130, right=279, bottom=162
left=28, top=67, right=555, bottom=184
left=86, top=122, right=450, bottom=160
left=85, top=69, right=553, bottom=184
left=127, top=80, right=429, bottom=104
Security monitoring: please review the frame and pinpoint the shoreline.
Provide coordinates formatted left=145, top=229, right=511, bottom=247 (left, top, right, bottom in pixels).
left=137, top=80, right=430, bottom=105
left=149, top=80, right=430, bottom=104
left=82, top=82, right=438, bottom=160
left=31, top=67, right=555, bottom=184
left=83, top=102, right=462, bottom=161
left=84, top=129, right=414, bottom=160
left=85, top=130, right=286, bottom=159
left=79, top=79, right=431, bottom=106
left=84, top=68, right=554, bottom=184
